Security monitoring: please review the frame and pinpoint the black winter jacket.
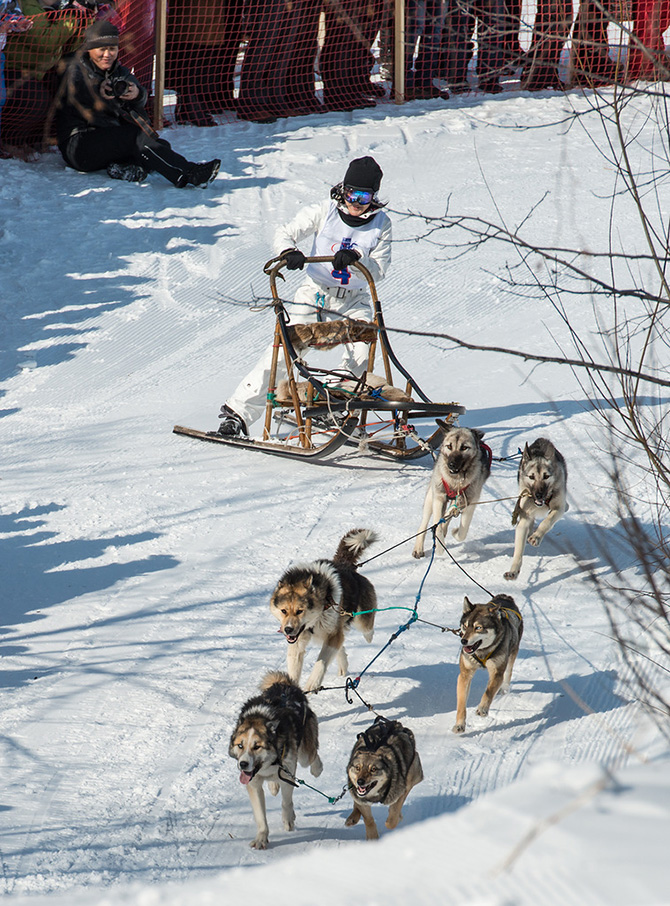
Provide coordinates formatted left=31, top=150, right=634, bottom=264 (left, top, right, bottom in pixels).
left=55, top=52, right=149, bottom=150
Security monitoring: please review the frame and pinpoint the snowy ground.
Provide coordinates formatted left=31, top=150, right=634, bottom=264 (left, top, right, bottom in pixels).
left=1, top=87, right=669, bottom=905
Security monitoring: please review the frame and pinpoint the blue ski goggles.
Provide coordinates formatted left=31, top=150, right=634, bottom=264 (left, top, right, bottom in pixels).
left=344, top=188, right=374, bottom=206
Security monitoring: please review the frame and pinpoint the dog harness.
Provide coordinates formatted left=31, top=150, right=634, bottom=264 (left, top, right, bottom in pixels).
left=442, top=442, right=493, bottom=499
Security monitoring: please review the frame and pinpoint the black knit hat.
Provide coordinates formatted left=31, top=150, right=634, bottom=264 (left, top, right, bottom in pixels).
left=343, top=156, right=383, bottom=193
left=83, top=20, right=119, bottom=50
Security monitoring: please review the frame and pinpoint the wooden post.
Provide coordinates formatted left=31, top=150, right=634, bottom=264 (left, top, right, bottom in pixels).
left=394, top=0, right=405, bottom=103
left=153, top=0, right=167, bottom=130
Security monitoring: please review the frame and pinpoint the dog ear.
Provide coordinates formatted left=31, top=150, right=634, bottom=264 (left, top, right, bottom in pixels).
left=471, top=428, right=484, bottom=444
left=463, top=596, right=475, bottom=613
left=521, top=442, right=531, bottom=463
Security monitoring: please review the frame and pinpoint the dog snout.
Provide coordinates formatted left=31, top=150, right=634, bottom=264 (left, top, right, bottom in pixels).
left=448, top=455, right=465, bottom=474
left=533, top=483, right=548, bottom=505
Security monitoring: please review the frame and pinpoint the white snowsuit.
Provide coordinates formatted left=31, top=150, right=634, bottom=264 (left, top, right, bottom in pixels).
left=227, top=199, right=392, bottom=428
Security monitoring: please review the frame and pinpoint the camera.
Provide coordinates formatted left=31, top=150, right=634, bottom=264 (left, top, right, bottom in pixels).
left=54, top=0, right=100, bottom=9
left=106, top=74, right=130, bottom=98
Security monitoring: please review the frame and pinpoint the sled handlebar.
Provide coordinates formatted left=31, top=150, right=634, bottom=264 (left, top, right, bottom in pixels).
left=262, top=255, right=431, bottom=404
left=263, top=255, right=379, bottom=304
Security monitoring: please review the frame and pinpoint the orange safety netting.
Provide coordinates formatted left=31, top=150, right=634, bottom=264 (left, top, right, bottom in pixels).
left=1, top=0, right=668, bottom=155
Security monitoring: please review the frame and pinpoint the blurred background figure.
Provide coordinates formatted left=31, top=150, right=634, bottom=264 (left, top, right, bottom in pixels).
left=166, top=0, right=243, bottom=127
left=626, top=0, right=670, bottom=80
left=1, top=0, right=91, bottom=153
left=0, top=0, right=34, bottom=154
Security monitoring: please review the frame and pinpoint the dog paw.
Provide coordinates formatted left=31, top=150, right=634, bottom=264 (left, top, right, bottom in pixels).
left=503, top=569, right=519, bottom=581
left=345, top=810, right=361, bottom=827
left=250, top=833, right=269, bottom=850
left=385, top=813, right=403, bottom=830
left=412, top=547, right=425, bottom=559
left=310, top=756, right=323, bottom=778
left=476, top=704, right=490, bottom=717
left=365, top=826, right=380, bottom=841
left=452, top=526, right=467, bottom=542
left=452, top=722, right=465, bottom=734
left=499, top=682, right=511, bottom=695
left=283, top=811, right=296, bottom=832
left=528, top=532, right=543, bottom=547
left=268, top=782, right=280, bottom=797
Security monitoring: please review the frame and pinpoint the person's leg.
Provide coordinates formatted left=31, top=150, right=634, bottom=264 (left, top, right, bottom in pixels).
left=477, top=0, right=507, bottom=90
left=442, top=0, right=476, bottom=90
left=225, top=281, right=322, bottom=428
left=521, top=0, right=572, bottom=89
left=64, top=123, right=141, bottom=171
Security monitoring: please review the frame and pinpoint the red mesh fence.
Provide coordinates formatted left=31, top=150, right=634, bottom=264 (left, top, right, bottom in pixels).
left=1, top=0, right=668, bottom=155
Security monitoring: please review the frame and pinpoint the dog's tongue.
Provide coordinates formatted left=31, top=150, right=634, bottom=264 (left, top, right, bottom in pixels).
left=239, top=771, right=254, bottom=785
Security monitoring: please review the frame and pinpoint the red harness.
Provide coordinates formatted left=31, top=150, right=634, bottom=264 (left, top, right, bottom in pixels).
left=442, top=443, right=493, bottom=499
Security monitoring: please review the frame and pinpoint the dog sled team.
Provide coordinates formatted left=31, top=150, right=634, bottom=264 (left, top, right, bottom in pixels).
left=229, top=428, right=568, bottom=848
left=196, top=155, right=569, bottom=847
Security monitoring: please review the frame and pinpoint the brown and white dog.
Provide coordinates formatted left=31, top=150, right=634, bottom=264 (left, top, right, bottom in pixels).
left=345, top=717, right=423, bottom=840
left=228, top=671, right=323, bottom=849
left=270, top=529, right=378, bottom=691
left=453, top=594, right=523, bottom=734
left=412, top=427, right=492, bottom=558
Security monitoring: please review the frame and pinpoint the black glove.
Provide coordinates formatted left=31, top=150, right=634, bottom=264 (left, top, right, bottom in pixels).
left=280, top=248, right=306, bottom=270
left=332, top=248, right=360, bottom=270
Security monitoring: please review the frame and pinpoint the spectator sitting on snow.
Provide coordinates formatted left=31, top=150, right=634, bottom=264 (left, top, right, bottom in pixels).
left=55, top=20, right=220, bottom=186
left=218, top=155, right=392, bottom=437
left=0, top=0, right=34, bottom=153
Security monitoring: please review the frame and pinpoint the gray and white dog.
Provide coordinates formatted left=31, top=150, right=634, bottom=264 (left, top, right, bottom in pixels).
left=412, top=427, right=492, bottom=558
left=504, top=437, right=568, bottom=581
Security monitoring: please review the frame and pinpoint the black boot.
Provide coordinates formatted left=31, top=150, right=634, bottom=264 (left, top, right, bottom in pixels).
left=137, top=135, right=193, bottom=187
left=185, top=159, right=221, bottom=188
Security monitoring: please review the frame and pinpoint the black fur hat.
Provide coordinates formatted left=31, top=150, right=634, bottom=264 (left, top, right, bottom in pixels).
left=343, top=156, right=383, bottom=192
left=83, top=20, right=119, bottom=49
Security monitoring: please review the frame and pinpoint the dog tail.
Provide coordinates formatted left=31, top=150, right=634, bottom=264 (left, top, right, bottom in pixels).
left=333, top=528, right=378, bottom=567
left=260, top=670, right=295, bottom=691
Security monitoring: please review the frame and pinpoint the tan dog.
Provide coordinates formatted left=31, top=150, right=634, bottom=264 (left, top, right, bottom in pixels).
left=270, top=529, right=377, bottom=691
left=453, top=594, right=523, bottom=734
left=345, top=717, right=423, bottom=840
left=412, top=427, right=492, bottom=558
left=228, top=671, right=323, bottom=850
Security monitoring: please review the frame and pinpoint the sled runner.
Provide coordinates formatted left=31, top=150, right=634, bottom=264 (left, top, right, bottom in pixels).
left=174, top=256, right=465, bottom=461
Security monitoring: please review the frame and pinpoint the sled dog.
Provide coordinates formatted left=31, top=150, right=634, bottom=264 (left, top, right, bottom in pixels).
left=453, top=594, right=523, bottom=733
left=504, top=437, right=568, bottom=581
left=412, top=427, right=492, bottom=558
left=270, top=528, right=377, bottom=692
left=228, top=671, right=323, bottom=849
left=345, top=717, right=423, bottom=840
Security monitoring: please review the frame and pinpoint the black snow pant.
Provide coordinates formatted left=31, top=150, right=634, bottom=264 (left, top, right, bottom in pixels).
left=60, top=121, right=194, bottom=187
